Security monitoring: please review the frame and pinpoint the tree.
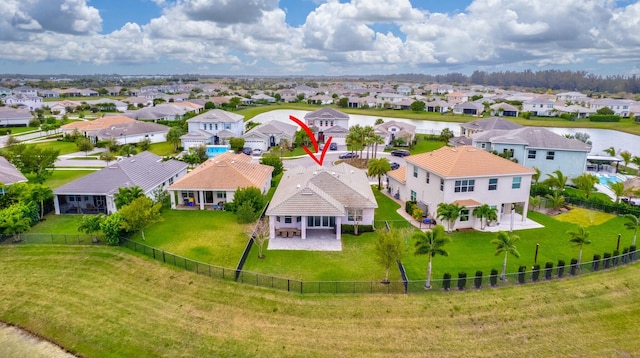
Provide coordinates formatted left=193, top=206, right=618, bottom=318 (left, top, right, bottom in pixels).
left=166, top=127, right=185, bottom=153
left=491, top=231, right=521, bottom=281
left=231, top=187, right=266, bottom=222
left=571, top=173, right=599, bottom=199
left=100, top=213, right=124, bottom=245
left=624, top=214, right=640, bottom=246
left=620, top=150, right=633, bottom=171
left=295, top=129, right=313, bottom=148
left=545, top=191, right=565, bottom=212
left=410, top=100, right=426, bottom=112
left=78, top=214, right=104, bottom=242
left=375, top=228, right=408, bottom=283
left=567, top=225, right=591, bottom=265
left=436, top=202, right=463, bottom=233
left=118, top=196, right=163, bottom=241
left=259, top=155, right=283, bottom=176
left=0, top=209, right=31, bottom=242
left=610, top=182, right=628, bottom=204
left=596, top=106, right=615, bottom=115
left=76, top=137, right=94, bottom=156
left=229, top=137, right=245, bottom=153
left=250, top=218, right=270, bottom=259
left=5, top=135, right=19, bottom=146
left=439, top=128, right=454, bottom=142
left=99, top=150, right=117, bottom=166
left=367, top=158, right=391, bottom=190
left=119, top=144, right=137, bottom=157
left=529, top=195, right=542, bottom=211
left=338, top=97, right=349, bottom=108
left=413, top=225, right=451, bottom=288
left=603, top=146, right=617, bottom=157
left=346, top=125, right=364, bottom=154
left=375, top=118, right=384, bottom=125
left=371, top=134, right=385, bottom=158
left=204, top=101, right=215, bottom=110
left=4, top=144, right=59, bottom=184
left=545, top=170, right=568, bottom=192
left=632, top=156, right=640, bottom=176
left=29, top=184, right=53, bottom=220
left=114, top=186, right=144, bottom=209
left=473, top=204, right=496, bottom=230
left=532, top=167, right=541, bottom=184
left=138, top=138, right=152, bottom=151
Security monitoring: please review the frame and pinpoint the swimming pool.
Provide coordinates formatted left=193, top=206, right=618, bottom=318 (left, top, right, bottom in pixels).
left=206, top=145, right=231, bottom=158
left=594, top=173, right=624, bottom=188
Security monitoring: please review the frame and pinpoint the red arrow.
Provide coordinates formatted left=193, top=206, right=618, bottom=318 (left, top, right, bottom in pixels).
left=289, top=115, right=333, bottom=166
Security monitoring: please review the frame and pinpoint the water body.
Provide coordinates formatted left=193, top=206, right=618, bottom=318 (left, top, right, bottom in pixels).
left=0, top=323, right=76, bottom=358
left=250, top=110, right=640, bottom=156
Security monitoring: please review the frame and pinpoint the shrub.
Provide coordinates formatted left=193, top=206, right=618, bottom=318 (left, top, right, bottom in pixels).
left=544, top=262, right=553, bottom=280
left=489, top=269, right=498, bottom=287
left=592, top=254, right=601, bottom=271
left=589, top=114, right=621, bottom=122
left=517, top=266, right=526, bottom=284
left=474, top=270, right=482, bottom=289
left=570, top=258, right=578, bottom=275
left=457, top=272, right=467, bottom=290
left=603, top=252, right=612, bottom=269
left=340, top=224, right=374, bottom=235
left=405, top=200, right=416, bottom=214
left=557, top=260, right=565, bottom=277
left=236, top=201, right=258, bottom=224
left=260, top=155, right=284, bottom=176
left=29, top=118, right=42, bottom=127
left=442, top=273, right=451, bottom=291
left=531, top=264, right=540, bottom=282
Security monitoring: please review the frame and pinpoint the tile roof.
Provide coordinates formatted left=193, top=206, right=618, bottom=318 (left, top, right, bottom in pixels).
left=61, top=116, right=135, bottom=131
left=386, top=166, right=406, bottom=184
left=180, top=129, right=214, bottom=140
left=187, top=109, right=243, bottom=123
left=473, top=127, right=591, bottom=152
left=96, top=121, right=169, bottom=138
left=406, top=146, right=535, bottom=178
left=169, top=152, right=272, bottom=191
left=0, top=107, right=32, bottom=120
left=304, top=107, right=349, bottom=120
left=452, top=199, right=482, bottom=207
left=460, top=117, right=523, bottom=132
left=266, top=163, right=377, bottom=216
left=54, top=152, right=187, bottom=196
left=0, top=156, right=27, bottom=185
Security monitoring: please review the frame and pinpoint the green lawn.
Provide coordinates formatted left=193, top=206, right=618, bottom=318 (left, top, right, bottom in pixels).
left=1, top=245, right=640, bottom=357
left=6, top=127, right=38, bottom=135
left=130, top=209, right=251, bottom=268
left=32, top=169, right=95, bottom=188
left=147, top=141, right=176, bottom=156
left=32, top=140, right=78, bottom=155
left=29, top=214, right=84, bottom=234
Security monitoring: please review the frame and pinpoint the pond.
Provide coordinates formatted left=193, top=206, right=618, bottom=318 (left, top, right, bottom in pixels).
left=0, top=323, right=76, bottom=358
left=250, top=110, right=640, bottom=156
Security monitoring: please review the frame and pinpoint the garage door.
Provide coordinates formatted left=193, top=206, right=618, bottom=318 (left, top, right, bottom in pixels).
left=244, top=140, right=266, bottom=151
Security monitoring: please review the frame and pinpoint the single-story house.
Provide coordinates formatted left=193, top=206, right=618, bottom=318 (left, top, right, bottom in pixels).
left=168, top=152, right=273, bottom=210
left=243, top=120, right=297, bottom=151
left=266, top=163, right=378, bottom=242
left=53, top=152, right=187, bottom=214
left=0, top=156, right=28, bottom=189
left=0, top=107, right=33, bottom=127
left=452, top=102, right=484, bottom=116
left=489, top=103, right=519, bottom=117
left=61, top=115, right=169, bottom=145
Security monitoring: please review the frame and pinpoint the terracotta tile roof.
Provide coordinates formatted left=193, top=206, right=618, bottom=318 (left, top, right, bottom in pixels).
left=61, top=116, right=135, bottom=131
left=387, top=166, right=406, bottom=184
left=406, top=145, right=535, bottom=178
left=169, top=152, right=273, bottom=191
left=452, top=199, right=482, bottom=207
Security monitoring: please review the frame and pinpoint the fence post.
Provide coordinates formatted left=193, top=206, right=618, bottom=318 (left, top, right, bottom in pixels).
left=287, top=279, right=290, bottom=292
left=162, top=250, right=166, bottom=263
left=153, top=248, right=156, bottom=260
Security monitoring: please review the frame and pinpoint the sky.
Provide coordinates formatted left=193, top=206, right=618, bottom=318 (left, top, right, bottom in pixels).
left=1, top=0, right=640, bottom=76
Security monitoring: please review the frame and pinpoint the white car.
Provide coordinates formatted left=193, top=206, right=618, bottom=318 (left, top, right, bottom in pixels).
left=252, top=148, right=263, bottom=156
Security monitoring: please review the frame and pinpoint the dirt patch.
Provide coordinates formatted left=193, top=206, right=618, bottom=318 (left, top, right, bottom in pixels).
left=0, top=323, right=77, bottom=358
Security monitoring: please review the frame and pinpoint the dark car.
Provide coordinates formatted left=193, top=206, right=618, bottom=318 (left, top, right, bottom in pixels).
left=390, top=149, right=411, bottom=157
left=339, top=152, right=359, bottom=159
left=329, top=142, right=338, bottom=150
left=242, top=147, right=252, bottom=155
left=390, top=162, right=400, bottom=170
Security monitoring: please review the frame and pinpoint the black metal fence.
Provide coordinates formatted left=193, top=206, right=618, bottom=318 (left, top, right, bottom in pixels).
left=0, top=233, right=102, bottom=245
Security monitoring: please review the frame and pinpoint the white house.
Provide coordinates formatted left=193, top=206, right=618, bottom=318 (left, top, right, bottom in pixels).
left=0, top=107, right=33, bottom=126
left=60, top=115, right=169, bottom=145
left=303, top=108, right=350, bottom=145
left=588, top=99, right=631, bottom=118
left=522, top=98, right=556, bottom=117
left=181, top=109, right=245, bottom=150
left=243, top=120, right=297, bottom=151
left=266, top=163, right=378, bottom=242
left=374, top=120, right=416, bottom=146
left=387, top=146, right=534, bottom=231
left=3, top=94, right=43, bottom=110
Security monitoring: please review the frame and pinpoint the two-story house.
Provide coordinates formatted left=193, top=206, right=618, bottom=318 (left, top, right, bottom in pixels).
left=180, top=109, right=245, bottom=150
left=3, top=93, right=43, bottom=110
left=303, top=108, right=350, bottom=145
left=588, top=99, right=631, bottom=118
left=522, top=98, right=556, bottom=117
left=374, top=120, right=416, bottom=147
left=387, top=146, right=534, bottom=231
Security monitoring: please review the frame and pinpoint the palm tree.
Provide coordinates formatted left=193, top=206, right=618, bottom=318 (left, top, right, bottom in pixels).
left=603, top=146, right=617, bottom=157
left=413, top=225, right=451, bottom=289
left=610, top=182, right=628, bottom=204
left=473, top=204, right=495, bottom=230
left=632, top=156, right=640, bottom=176
left=114, top=186, right=144, bottom=209
left=620, top=150, right=633, bottom=172
left=1, top=212, right=31, bottom=242
left=166, top=127, right=185, bottom=153
left=624, top=214, right=640, bottom=246
left=367, top=158, right=391, bottom=190
left=571, top=173, right=599, bottom=199
left=371, top=134, right=385, bottom=159
left=436, top=202, right=463, bottom=233
left=362, top=125, right=375, bottom=160
left=532, top=167, right=541, bottom=185
left=29, top=184, right=53, bottom=220
left=567, top=225, right=591, bottom=265
left=491, top=231, right=521, bottom=281
left=545, top=191, right=565, bottom=213
left=545, top=170, right=568, bottom=192
left=529, top=195, right=542, bottom=211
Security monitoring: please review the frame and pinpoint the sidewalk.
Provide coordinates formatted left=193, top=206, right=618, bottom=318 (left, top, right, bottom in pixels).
left=380, top=188, right=428, bottom=231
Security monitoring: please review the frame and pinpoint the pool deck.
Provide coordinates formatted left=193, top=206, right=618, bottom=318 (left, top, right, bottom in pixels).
left=589, top=171, right=632, bottom=200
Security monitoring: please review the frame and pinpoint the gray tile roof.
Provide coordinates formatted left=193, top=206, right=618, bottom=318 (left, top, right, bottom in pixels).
left=187, top=109, right=243, bottom=123
left=266, top=163, right=377, bottom=216
left=54, top=152, right=187, bottom=196
left=180, top=129, right=214, bottom=140
left=247, top=120, right=297, bottom=137
left=473, top=127, right=591, bottom=151
left=0, top=156, right=27, bottom=185
left=304, top=107, right=349, bottom=120
left=0, top=107, right=32, bottom=120
left=460, top=117, right=523, bottom=132
left=97, top=121, right=169, bottom=139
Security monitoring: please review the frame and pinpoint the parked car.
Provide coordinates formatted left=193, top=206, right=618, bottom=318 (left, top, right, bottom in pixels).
left=329, top=142, right=338, bottom=150
left=390, top=162, right=400, bottom=170
left=339, top=152, right=359, bottom=159
left=242, top=147, right=252, bottom=155
left=252, top=148, right=262, bottom=156
left=390, top=149, right=411, bottom=157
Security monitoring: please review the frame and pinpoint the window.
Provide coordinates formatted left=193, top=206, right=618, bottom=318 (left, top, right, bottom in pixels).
left=512, top=177, right=522, bottom=189
left=454, top=179, right=475, bottom=193
left=296, top=216, right=301, bottom=222
left=214, top=123, right=218, bottom=130
left=225, top=123, right=231, bottom=129
left=488, top=178, right=498, bottom=191
left=440, top=179, right=444, bottom=191
left=284, top=216, right=292, bottom=224
left=348, top=209, right=363, bottom=222
left=216, top=192, right=226, bottom=199
left=169, top=177, right=174, bottom=185
left=413, top=165, right=418, bottom=178
left=481, top=143, right=486, bottom=149
left=546, top=151, right=555, bottom=160
left=410, top=190, right=416, bottom=201
left=528, top=150, right=536, bottom=159
left=426, top=172, right=430, bottom=184
left=276, top=216, right=280, bottom=222
left=460, top=209, right=469, bottom=222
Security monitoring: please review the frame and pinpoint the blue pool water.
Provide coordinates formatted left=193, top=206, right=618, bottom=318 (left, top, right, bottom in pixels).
left=206, top=145, right=231, bottom=158
left=595, top=173, right=623, bottom=188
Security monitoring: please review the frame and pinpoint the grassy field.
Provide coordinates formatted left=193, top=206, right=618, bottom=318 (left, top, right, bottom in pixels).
left=147, top=141, right=176, bottom=156
left=130, top=210, right=251, bottom=268
left=1, top=245, right=639, bottom=357
left=32, top=141, right=78, bottom=155
left=31, top=169, right=95, bottom=188
left=30, top=214, right=84, bottom=234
